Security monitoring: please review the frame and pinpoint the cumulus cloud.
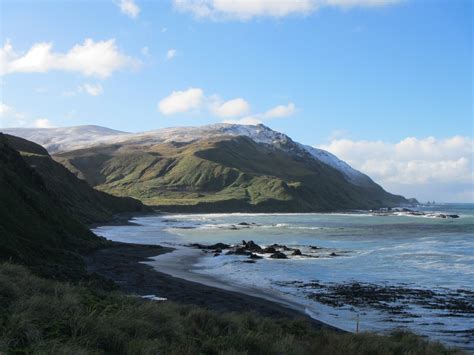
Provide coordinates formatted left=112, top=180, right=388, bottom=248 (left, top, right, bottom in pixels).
left=34, top=118, right=54, bottom=128
left=317, top=136, right=474, bottom=202
left=0, top=39, right=139, bottom=78
left=0, top=102, right=13, bottom=117
left=118, top=0, right=140, bottom=18
left=158, top=88, right=204, bottom=115
left=226, top=102, right=296, bottom=124
left=158, top=87, right=295, bottom=124
left=211, top=97, right=250, bottom=118
left=166, top=49, right=177, bottom=61
left=0, top=102, right=56, bottom=129
left=0, top=102, right=27, bottom=128
left=173, top=0, right=400, bottom=20
left=263, top=102, right=296, bottom=118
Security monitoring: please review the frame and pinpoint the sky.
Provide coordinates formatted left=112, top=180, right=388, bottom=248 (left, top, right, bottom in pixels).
left=0, top=0, right=472, bottom=202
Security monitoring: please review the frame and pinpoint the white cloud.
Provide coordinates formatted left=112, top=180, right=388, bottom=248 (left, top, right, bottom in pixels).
left=166, top=49, right=177, bottom=61
left=158, top=88, right=204, bottom=115
left=0, top=102, right=27, bottom=128
left=222, top=116, right=263, bottom=125
left=1, top=39, right=139, bottom=78
left=227, top=102, right=296, bottom=125
left=317, top=136, right=474, bottom=202
left=173, top=0, right=400, bottom=20
left=81, top=83, right=103, bottom=96
left=211, top=98, right=250, bottom=118
left=118, top=0, right=140, bottom=18
left=262, top=102, right=296, bottom=118
left=158, top=87, right=296, bottom=125
left=34, top=118, right=54, bottom=128
left=0, top=102, right=13, bottom=117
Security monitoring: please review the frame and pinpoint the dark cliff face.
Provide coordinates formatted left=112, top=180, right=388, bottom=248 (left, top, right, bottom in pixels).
left=54, top=135, right=408, bottom=212
left=0, top=134, right=150, bottom=279
left=4, top=134, right=150, bottom=224
left=0, top=134, right=102, bottom=279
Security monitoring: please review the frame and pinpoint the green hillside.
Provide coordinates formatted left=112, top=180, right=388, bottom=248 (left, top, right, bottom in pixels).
left=4, top=134, right=149, bottom=224
left=55, top=136, right=407, bottom=212
left=0, top=134, right=103, bottom=279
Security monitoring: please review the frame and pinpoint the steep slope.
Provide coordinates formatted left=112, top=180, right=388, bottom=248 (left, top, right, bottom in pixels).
left=1, top=124, right=378, bottom=187
left=0, top=134, right=103, bottom=279
left=55, top=135, right=408, bottom=212
left=3, top=134, right=149, bottom=224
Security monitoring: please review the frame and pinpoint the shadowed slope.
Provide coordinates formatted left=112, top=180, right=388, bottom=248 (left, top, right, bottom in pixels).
left=0, top=134, right=103, bottom=279
left=4, top=134, right=149, bottom=224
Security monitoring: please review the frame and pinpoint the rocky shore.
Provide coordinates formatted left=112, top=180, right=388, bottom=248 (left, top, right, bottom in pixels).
left=84, top=241, right=339, bottom=328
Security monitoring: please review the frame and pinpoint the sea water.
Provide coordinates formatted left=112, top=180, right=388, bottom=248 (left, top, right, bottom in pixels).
left=93, top=203, right=474, bottom=349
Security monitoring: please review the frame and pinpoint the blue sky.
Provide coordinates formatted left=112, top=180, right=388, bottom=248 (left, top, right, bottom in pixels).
left=0, top=0, right=472, bottom=202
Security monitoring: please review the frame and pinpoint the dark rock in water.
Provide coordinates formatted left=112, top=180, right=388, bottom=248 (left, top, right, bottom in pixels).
left=243, top=260, right=256, bottom=263
left=249, top=253, right=263, bottom=259
left=292, top=249, right=302, bottom=256
left=270, top=252, right=287, bottom=259
left=234, top=247, right=252, bottom=256
left=310, top=246, right=321, bottom=250
left=238, top=222, right=251, bottom=226
left=262, top=247, right=277, bottom=253
left=329, top=252, right=338, bottom=257
left=210, top=243, right=230, bottom=249
left=190, top=242, right=230, bottom=250
left=213, top=253, right=220, bottom=257
left=270, top=243, right=290, bottom=251
left=448, top=214, right=460, bottom=218
left=243, top=240, right=262, bottom=252
left=213, top=248, right=222, bottom=253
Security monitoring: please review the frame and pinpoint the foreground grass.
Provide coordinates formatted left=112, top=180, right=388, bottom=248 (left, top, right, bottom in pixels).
left=0, top=264, right=460, bottom=355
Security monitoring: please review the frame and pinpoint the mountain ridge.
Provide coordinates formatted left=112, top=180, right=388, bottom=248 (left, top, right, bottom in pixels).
left=2, top=123, right=375, bottom=187
left=2, top=124, right=413, bottom=211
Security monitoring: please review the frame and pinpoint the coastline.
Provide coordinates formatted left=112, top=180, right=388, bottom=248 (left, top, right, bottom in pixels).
left=84, top=240, right=340, bottom=330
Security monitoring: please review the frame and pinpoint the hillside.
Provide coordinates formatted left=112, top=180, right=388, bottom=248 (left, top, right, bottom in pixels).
left=0, top=134, right=103, bottom=279
left=55, top=135, right=408, bottom=212
left=4, top=134, right=149, bottom=224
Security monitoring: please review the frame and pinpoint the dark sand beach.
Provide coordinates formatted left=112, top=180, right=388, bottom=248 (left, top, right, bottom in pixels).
left=84, top=241, right=339, bottom=329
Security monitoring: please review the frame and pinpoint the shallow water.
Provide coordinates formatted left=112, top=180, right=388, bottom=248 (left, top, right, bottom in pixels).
left=93, top=204, right=474, bottom=349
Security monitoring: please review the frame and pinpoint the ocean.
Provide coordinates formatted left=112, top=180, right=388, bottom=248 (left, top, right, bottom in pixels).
left=93, top=203, right=474, bottom=349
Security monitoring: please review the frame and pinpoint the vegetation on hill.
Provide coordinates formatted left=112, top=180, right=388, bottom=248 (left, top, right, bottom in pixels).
left=0, top=134, right=103, bottom=279
left=4, top=134, right=149, bottom=224
left=55, top=136, right=407, bottom=212
left=0, top=263, right=458, bottom=355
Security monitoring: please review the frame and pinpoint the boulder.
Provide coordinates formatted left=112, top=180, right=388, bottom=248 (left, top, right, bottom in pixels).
left=270, top=252, right=287, bottom=259
left=291, top=249, right=302, bottom=256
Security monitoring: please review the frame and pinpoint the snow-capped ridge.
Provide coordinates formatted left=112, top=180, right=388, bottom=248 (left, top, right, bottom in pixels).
left=1, top=123, right=371, bottom=186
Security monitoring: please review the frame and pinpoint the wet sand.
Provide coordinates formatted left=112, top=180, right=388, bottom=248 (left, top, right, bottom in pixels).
left=84, top=241, right=339, bottom=328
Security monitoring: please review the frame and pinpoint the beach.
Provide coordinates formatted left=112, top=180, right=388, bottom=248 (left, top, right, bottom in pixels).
left=84, top=241, right=339, bottom=328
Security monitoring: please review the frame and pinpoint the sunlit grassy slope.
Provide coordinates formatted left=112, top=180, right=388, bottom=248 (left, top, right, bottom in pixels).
left=55, top=136, right=407, bottom=212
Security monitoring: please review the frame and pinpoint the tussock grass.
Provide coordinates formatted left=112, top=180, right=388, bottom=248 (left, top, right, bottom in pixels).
left=0, top=263, right=460, bottom=355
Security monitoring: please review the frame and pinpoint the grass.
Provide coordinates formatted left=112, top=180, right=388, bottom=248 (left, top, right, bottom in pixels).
left=0, top=263, right=461, bottom=355
left=54, top=136, right=408, bottom=212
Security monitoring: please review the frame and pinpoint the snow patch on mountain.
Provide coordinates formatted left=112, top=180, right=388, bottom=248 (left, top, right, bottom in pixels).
left=1, top=123, right=372, bottom=186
